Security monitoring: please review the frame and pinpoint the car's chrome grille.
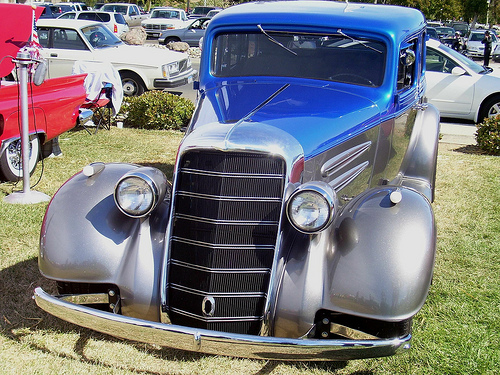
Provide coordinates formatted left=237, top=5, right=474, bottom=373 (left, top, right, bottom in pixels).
left=144, top=24, right=169, bottom=31
left=169, top=59, right=189, bottom=78
left=167, top=150, right=286, bottom=334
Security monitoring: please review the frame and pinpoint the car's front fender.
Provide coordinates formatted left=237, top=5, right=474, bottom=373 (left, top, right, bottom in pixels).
left=274, top=186, right=436, bottom=338
left=39, top=163, right=171, bottom=321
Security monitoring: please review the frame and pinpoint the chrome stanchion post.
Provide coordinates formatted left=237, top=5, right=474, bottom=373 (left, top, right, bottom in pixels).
left=4, top=51, right=50, bottom=204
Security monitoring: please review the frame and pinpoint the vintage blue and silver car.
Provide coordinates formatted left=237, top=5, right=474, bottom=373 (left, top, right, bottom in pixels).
left=34, top=1, right=440, bottom=361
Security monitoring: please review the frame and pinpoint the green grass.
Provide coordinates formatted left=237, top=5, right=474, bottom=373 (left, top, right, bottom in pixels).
left=0, top=130, right=499, bottom=374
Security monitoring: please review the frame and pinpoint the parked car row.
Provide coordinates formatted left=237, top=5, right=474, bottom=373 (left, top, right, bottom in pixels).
left=57, top=10, right=129, bottom=36
left=36, top=19, right=197, bottom=96
left=141, top=7, right=190, bottom=38
left=428, top=24, right=500, bottom=61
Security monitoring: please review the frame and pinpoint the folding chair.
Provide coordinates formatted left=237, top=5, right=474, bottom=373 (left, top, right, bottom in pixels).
left=73, top=61, right=123, bottom=135
left=80, top=82, right=113, bottom=134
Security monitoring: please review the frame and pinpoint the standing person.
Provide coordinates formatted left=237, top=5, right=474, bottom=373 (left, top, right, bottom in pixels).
left=452, top=31, right=463, bottom=51
left=482, top=30, right=493, bottom=66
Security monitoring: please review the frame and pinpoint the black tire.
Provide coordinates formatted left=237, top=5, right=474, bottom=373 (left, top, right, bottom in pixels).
left=120, top=71, right=146, bottom=97
left=164, top=36, right=181, bottom=45
left=0, top=136, right=40, bottom=182
left=479, top=95, right=500, bottom=122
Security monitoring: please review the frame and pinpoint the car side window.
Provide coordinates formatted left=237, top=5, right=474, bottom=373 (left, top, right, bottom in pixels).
left=59, top=13, right=75, bottom=19
left=79, top=13, right=97, bottom=21
left=426, top=47, right=457, bottom=73
left=53, top=28, right=88, bottom=51
left=397, top=40, right=417, bottom=90
left=38, top=28, right=50, bottom=48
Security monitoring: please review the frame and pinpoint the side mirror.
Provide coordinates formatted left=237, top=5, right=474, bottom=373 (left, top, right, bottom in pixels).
left=400, top=49, right=416, bottom=66
left=33, top=60, right=47, bottom=86
left=451, top=66, right=466, bottom=76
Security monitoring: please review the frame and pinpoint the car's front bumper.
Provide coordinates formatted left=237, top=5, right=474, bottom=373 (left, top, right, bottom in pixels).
left=154, top=70, right=198, bottom=89
left=34, top=287, right=411, bottom=361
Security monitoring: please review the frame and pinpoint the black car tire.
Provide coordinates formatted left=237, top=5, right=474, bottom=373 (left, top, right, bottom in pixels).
left=479, top=95, right=500, bottom=122
left=164, top=36, right=181, bottom=45
left=120, top=71, right=146, bottom=96
left=0, top=137, right=40, bottom=182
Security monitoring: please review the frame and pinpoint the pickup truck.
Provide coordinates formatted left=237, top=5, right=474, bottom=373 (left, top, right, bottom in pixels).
left=101, top=3, right=148, bottom=27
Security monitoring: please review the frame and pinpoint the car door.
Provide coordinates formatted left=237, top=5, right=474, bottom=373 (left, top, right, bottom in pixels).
left=425, top=46, right=475, bottom=117
left=127, top=5, right=141, bottom=26
left=183, top=18, right=207, bottom=46
left=38, top=26, right=94, bottom=78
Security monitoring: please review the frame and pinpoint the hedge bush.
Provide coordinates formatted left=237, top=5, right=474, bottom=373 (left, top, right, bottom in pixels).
left=119, top=90, right=195, bottom=130
left=476, top=115, right=500, bottom=155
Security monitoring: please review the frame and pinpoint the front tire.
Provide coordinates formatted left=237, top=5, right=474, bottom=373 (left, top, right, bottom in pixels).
left=479, top=95, right=500, bottom=122
left=120, top=71, right=146, bottom=96
left=164, top=36, right=181, bottom=45
left=0, top=136, right=40, bottom=182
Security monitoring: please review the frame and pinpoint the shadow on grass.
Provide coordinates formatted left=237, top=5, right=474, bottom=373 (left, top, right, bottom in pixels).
left=452, top=144, right=490, bottom=155
left=0, top=258, right=352, bottom=374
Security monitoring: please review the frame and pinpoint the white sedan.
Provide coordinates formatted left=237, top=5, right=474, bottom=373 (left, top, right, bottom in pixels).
left=426, top=38, right=500, bottom=122
left=36, top=19, right=197, bottom=96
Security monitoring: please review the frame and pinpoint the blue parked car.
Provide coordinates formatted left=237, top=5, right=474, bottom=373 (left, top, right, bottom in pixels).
left=35, top=1, right=440, bottom=361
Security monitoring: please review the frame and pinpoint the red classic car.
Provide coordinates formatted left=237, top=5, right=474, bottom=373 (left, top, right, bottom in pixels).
left=0, top=3, right=87, bottom=182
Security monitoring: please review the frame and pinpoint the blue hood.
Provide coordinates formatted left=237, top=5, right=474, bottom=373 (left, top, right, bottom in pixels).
left=200, top=82, right=381, bottom=159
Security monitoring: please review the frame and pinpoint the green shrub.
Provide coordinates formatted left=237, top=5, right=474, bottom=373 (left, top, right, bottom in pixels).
left=120, top=91, right=195, bottom=130
left=476, top=115, right=500, bottom=155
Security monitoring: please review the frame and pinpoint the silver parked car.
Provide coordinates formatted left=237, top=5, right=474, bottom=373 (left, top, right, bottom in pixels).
left=158, top=17, right=210, bottom=46
left=464, top=30, right=500, bottom=59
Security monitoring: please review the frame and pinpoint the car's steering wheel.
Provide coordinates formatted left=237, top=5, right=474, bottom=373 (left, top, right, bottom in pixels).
left=89, top=31, right=105, bottom=46
left=329, top=73, right=375, bottom=87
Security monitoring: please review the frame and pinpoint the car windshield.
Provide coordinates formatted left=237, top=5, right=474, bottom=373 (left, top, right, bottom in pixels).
left=102, top=5, right=127, bottom=14
left=212, top=31, right=386, bottom=86
left=469, top=32, right=497, bottom=42
left=151, top=9, right=180, bottom=19
left=436, top=42, right=489, bottom=74
left=436, top=27, right=454, bottom=35
left=81, top=24, right=122, bottom=48
left=79, top=12, right=111, bottom=22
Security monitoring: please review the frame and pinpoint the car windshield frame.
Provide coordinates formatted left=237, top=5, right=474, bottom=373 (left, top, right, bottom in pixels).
left=81, top=24, right=122, bottom=48
left=211, top=30, right=387, bottom=87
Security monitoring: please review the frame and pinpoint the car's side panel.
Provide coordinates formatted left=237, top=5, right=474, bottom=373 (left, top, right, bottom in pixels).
left=0, top=75, right=86, bottom=144
left=425, top=70, right=475, bottom=118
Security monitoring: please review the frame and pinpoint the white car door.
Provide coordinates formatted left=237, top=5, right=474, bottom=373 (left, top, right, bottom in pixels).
left=38, top=26, right=94, bottom=78
left=425, top=46, right=476, bottom=117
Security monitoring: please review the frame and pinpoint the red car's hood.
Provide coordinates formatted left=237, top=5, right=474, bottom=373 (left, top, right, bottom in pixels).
left=0, top=4, right=43, bottom=77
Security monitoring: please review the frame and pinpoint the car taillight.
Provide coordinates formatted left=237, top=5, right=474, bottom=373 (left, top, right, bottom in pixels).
left=114, top=24, right=117, bottom=33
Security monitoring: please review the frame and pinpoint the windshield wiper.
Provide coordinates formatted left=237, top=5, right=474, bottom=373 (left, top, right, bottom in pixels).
left=257, top=24, right=297, bottom=56
left=336, top=29, right=383, bottom=54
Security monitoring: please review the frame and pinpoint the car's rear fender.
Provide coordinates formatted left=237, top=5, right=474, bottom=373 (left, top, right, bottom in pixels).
left=39, top=163, right=171, bottom=322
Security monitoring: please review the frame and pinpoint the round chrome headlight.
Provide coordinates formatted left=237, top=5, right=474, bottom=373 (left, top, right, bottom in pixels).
left=114, top=167, right=168, bottom=218
left=287, top=183, right=336, bottom=233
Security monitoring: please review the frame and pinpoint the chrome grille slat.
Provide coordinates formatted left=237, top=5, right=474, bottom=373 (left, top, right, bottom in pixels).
left=167, top=150, right=285, bottom=334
